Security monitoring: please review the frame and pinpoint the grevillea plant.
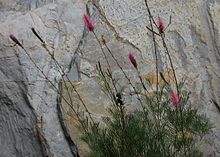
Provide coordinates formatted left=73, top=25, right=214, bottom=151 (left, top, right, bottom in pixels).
left=8, top=1, right=211, bottom=157
left=79, top=2, right=211, bottom=157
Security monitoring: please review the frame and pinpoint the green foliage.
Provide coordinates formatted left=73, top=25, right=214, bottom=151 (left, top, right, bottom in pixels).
left=79, top=66, right=211, bottom=157
left=78, top=3, right=211, bottom=156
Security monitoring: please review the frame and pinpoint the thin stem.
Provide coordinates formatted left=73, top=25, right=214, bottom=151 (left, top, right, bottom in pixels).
left=20, top=47, right=88, bottom=132
left=93, top=32, right=118, bottom=93
left=161, top=38, right=179, bottom=95
left=144, top=0, right=159, bottom=100
left=146, top=26, right=160, bottom=36
left=92, top=31, right=111, bottom=70
left=144, top=1, right=166, bottom=153
left=144, top=0, right=161, bottom=130
left=144, top=1, right=178, bottom=95
left=42, top=44, right=95, bottom=124
left=102, top=38, right=147, bottom=115
left=164, top=15, right=172, bottom=32
left=31, top=28, right=94, bottom=124
left=135, top=68, right=148, bottom=92
left=93, top=32, right=119, bottom=107
left=96, top=62, right=118, bottom=108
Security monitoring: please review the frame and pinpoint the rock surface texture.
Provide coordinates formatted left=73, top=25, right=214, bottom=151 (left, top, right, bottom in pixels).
left=0, top=0, right=220, bottom=157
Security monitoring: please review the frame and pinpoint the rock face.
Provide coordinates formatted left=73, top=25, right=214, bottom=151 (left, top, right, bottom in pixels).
left=0, top=0, right=220, bottom=157
left=0, top=0, right=84, bottom=156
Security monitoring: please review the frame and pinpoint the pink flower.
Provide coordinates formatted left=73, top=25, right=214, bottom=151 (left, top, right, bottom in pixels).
left=171, top=91, right=180, bottom=107
left=128, top=52, right=137, bottom=68
left=83, top=13, right=94, bottom=31
left=9, top=34, right=23, bottom=48
left=157, top=16, right=165, bottom=33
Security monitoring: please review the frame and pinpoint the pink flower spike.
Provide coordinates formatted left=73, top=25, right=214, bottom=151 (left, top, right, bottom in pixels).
left=9, top=34, right=24, bottom=48
left=157, top=16, right=165, bottom=33
left=128, top=52, right=137, bottom=68
left=83, top=13, right=94, bottom=31
left=171, top=91, right=180, bottom=107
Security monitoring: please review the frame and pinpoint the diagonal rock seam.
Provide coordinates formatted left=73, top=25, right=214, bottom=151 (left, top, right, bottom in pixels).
left=57, top=81, right=80, bottom=157
left=20, top=85, right=53, bottom=157
left=0, top=63, right=46, bottom=156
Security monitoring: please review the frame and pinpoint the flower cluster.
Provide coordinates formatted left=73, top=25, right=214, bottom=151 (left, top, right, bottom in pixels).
left=157, top=16, right=165, bottom=33
left=171, top=91, right=180, bottom=107
left=128, top=52, right=137, bottom=68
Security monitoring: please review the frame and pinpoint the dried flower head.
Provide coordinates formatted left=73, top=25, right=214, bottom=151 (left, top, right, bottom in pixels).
left=31, top=27, right=45, bottom=43
left=9, top=34, right=23, bottom=48
left=171, top=91, right=180, bottom=107
left=83, top=13, right=94, bottom=31
left=128, top=52, right=137, bottom=68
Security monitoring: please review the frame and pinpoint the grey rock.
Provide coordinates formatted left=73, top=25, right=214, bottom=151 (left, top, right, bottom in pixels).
left=1, top=0, right=220, bottom=156
left=0, top=46, right=43, bottom=157
left=0, top=0, right=85, bottom=156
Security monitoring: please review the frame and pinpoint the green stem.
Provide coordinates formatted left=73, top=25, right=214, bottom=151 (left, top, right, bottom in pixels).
left=103, top=40, right=147, bottom=115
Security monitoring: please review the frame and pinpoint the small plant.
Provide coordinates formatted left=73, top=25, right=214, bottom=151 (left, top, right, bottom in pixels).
left=80, top=63, right=210, bottom=157
left=79, top=1, right=211, bottom=157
